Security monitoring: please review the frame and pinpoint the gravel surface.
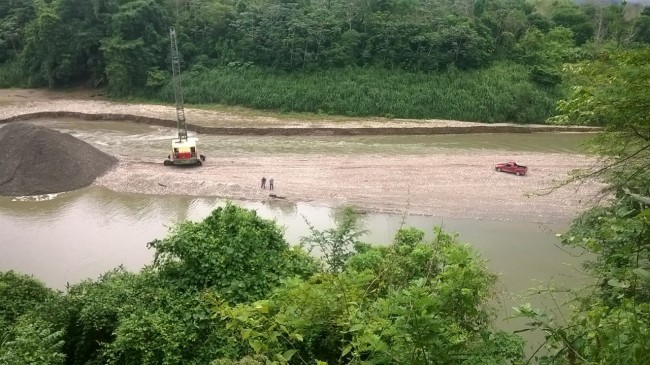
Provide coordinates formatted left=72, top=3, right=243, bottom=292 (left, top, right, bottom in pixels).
left=96, top=152, right=604, bottom=223
left=1, top=89, right=604, bottom=222
left=0, top=122, right=117, bottom=196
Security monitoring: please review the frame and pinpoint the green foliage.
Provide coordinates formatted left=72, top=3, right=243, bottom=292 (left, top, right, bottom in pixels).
left=0, top=0, right=34, bottom=63
left=0, top=204, right=524, bottom=364
left=0, top=58, right=28, bottom=87
left=529, top=65, right=562, bottom=87
left=211, top=355, right=269, bottom=365
left=517, top=205, right=650, bottom=364
left=517, top=45, right=650, bottom=365
left=62, top=267, right=236, bottom=365
left=479, top=0, right=532, bottom=57
left=19, top=0, right=68, bottom=87
left=0, top=314, right=66, bottom=365
left=300, top=205, right=366, bottom=273
left=1, top=0, right=643, bottom=122
left=634, top=11, right=650, bottom=44
left=0, top=272, right=64, bottom=365
left=563, top=203, right=650, bottom=305
left=550, top=3, right=594, bottom=45
left=0, top=271, right=57, bottom=327
left=277, top=246, right=323, bottom=281
left=101, top=0, right=168, bottom=96
left=149, top=203, right=296, bottom=303
left=57, top=204, right=319, bottom=364
left=550, top=47, right=650, bottom=193
left=153, top=62, right=563, bottom=123
left=393, top=226, right=425, bottom=246
left=215, top=226, right=524, bottom=364
left=63, top=268, right=142, bottom=365
left=515, top=26, right=581, bottom=66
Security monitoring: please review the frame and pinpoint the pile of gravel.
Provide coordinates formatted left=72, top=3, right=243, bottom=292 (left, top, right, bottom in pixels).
left=0, top=122, right=117, bottom=196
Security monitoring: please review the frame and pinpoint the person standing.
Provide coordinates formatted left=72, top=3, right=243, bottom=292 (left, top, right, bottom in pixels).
left=269, top=178, right=274, bottom=190
left=261, top=177, right=266, bottom=189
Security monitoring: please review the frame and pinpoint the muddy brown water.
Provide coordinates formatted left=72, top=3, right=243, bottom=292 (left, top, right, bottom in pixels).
left=0, top=119, right=592, bottom=354
left=23, top=119, right=591, bottom=158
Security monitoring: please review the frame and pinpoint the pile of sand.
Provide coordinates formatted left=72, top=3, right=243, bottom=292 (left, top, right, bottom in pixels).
left=0, top=123, right=117, bottom=196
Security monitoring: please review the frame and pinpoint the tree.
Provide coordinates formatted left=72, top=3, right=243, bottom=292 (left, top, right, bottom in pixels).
left=0, top=271, right=58, bottom=328
left=515, top=26, right=578, bottom=66
left=518, top=46, right=650, bottom=365
left=551, top=47, right=650, bottom=195
left=101, top=0, right=168, bottom=96
left=0, top=315, right=66, bottom=365
left=550, top=3, right=594, bottom=45
left=0, top=272, right=64, bottom=365
left=216, top=226, right=524, bottom=365
left=149, top=203, right=300, bottom=303
left=0, top=0, right=35, bottom=62
left=633, top=7, right=650, bottom=44
left=20, top=0, right=71, bottom=87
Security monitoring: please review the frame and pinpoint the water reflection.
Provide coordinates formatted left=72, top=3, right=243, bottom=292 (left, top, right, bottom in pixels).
left=0, top=186, right=583, bottom=295
left=264, top=199, right=298, bottom=216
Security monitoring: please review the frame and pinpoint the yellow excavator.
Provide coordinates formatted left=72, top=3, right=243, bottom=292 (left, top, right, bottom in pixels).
left=164, top=27, right=205, bottom=166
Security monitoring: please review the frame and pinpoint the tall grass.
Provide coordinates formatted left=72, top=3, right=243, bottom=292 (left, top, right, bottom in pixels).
left=154, top=62, right=566, bottom=124
left=0, top=60, right=28, bottom=88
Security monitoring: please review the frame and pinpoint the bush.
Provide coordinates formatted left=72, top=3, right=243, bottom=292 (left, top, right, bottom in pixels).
left=149, top=203, right=310, bottom=303
left=0, top=315, right=65, bottom=365
left=0, top=271, right=57, bottom=326
left=214, top=225, right=524, bottom=364
left=529, top=65, right=562, bottom=87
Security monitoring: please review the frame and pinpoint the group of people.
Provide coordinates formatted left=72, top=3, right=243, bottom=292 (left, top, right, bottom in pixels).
left=260, top=176, right=274, bottom=190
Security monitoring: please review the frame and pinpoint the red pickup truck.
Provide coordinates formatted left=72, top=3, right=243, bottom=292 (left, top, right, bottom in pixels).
left=495, top=161, right=527, bottom=176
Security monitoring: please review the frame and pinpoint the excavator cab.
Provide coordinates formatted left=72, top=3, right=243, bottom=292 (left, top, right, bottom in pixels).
left=164, top=138, right=205, bottom=166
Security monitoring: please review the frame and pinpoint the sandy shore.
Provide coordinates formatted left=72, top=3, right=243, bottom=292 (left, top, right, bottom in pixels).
left=95, top=152, right=603, bottom=223
left=1, top=89, right=605, bottom=222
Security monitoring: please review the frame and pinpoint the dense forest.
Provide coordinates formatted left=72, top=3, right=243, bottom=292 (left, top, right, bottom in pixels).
left=1, top=0, right=649, bottom=122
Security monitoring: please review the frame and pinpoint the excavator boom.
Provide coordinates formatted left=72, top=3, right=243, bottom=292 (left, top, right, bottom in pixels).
left=163, top=26, right=205, bottom=166
left=170, top=27, right=188, bottom=142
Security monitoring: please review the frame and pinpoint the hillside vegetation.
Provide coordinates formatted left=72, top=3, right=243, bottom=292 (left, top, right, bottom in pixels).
left=1, top=0, right=649, bottom=122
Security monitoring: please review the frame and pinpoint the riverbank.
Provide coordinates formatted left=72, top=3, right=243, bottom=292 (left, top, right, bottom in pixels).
left=0, top=89, right=598, bottom=135
left=95, top=151, right=603, bottom=223
left=0, top=88, right=605, bottom=222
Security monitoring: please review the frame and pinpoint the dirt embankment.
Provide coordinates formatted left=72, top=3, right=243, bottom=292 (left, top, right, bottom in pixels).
left=0, top=88, right=604, bottom=222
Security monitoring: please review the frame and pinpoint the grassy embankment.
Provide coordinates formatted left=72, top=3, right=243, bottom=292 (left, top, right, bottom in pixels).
left=1, top=61, right=566, bottom=124
left=152, top=62, right=566, bottom=124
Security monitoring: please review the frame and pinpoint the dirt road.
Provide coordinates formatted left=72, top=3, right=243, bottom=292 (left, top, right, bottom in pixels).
left=1, top=89, right=604, bottom=222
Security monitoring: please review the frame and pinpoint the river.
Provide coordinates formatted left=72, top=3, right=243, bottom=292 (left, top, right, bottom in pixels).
left=0, top=119, right=592, bottom=353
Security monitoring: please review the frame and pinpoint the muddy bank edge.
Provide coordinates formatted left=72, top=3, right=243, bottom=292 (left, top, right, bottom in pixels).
left=0, top=111, right=599, bottom=136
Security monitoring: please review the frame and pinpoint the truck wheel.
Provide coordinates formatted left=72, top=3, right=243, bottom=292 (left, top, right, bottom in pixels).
left=196, top=160, right=202, bottom=166
left=516, top=171, right=521, bottom=176
left=164, top=160, right=173, bottom=166
left=496, top=168, right=501, bottom=172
